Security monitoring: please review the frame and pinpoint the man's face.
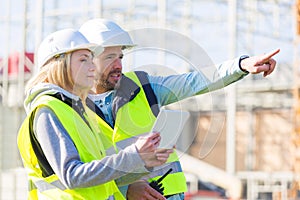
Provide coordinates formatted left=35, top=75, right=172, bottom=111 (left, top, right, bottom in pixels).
left=93, top=46, right=123, bottom=93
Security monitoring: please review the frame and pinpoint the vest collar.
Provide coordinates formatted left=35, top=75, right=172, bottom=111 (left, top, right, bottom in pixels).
left=112, top=74, right=140, bottom=119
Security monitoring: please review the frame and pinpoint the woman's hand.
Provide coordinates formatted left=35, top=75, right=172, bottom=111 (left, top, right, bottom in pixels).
left=135, top=132, right=173, bottom=168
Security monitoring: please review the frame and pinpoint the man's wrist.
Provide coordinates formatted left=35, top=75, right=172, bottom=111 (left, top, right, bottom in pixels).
left=239, top=55, right=250, bottom=73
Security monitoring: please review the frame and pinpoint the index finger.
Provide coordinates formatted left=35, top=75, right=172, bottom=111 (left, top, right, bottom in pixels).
left=262, top=48, right=280, bottom=62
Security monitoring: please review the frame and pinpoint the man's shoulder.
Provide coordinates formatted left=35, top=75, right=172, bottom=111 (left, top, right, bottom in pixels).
left=124, top=70, right=149, bottom=76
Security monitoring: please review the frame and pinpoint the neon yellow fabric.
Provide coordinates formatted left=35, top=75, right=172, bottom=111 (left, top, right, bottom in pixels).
left=18, top=95, right=124, bottom=200
left=112, top=72, right=187, bottom=195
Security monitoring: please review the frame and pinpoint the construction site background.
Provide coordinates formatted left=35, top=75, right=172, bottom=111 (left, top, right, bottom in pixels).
left=0, top=0, right=298, bottom=199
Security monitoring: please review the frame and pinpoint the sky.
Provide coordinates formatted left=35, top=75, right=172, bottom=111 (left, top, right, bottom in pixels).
left=0, top=0, right=296, bottom=70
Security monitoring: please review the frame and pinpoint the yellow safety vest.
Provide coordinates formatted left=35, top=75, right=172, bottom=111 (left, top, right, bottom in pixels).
left=112, top=71, right=187, bottom=196
left=17, top=95, right=125, bottom=200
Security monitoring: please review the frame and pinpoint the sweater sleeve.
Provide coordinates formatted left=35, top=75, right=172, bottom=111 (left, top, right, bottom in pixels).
left=33, top=107, right=149, bottom=189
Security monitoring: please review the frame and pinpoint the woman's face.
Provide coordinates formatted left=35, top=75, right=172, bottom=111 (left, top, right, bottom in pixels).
left=70, top=49, right=95, bottom=94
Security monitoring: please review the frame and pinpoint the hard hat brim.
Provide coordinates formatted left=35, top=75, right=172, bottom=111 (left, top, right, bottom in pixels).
left=65, top=43, right=104, bottom=56
left=40, top=43, right=103, bottom=68
left=102, top=43, right=137, bottom=50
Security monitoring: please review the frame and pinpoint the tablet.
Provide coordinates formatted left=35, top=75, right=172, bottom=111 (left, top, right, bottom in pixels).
left=151, top=109, right=190, bottom=149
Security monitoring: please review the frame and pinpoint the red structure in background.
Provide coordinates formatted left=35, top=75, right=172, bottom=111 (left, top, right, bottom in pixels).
left=0, top=52, right=34, bottom=76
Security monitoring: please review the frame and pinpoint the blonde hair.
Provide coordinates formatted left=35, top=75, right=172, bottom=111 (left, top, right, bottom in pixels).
left=25, top=53, right=74, bottom=94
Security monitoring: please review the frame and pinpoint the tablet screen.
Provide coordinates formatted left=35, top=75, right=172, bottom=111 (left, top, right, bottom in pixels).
left=151, top=109, right=190, bottom=149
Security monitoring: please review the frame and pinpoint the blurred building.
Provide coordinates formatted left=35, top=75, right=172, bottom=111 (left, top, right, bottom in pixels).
left=0, top=0, right=298, bottom=199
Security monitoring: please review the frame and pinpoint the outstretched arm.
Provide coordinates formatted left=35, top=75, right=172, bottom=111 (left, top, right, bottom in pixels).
left=148, top=48, right=280, bottom=106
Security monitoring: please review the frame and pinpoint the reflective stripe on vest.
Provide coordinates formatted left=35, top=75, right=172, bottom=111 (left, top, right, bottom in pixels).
left=34, top=179, right=66, bottom=192
left=17, top=95, right=124, bottom=200
left=112, top=72, right=187, bottom=195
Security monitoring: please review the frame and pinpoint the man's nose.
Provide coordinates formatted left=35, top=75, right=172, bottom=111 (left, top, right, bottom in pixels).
left=113, top=58, right=122, bottom=69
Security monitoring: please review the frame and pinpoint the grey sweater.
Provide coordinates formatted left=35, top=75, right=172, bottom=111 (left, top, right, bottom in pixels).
left=26, top=83, right=150, bottom=189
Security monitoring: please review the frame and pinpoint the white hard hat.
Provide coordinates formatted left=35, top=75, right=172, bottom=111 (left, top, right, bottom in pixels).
left=79, top=18, right=136, bottom=49
left=37, top=28, right=103, bottom=68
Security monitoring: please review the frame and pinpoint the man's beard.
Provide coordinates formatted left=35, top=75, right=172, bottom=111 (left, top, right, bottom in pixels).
left=98, top=74, right=118, bottom=91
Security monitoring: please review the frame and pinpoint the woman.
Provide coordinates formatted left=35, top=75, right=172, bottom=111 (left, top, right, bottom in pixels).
left=17, top=28, right=172, bottom=199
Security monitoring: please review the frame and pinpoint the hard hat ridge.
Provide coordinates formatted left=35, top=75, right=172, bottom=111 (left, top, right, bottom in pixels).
left=79, top=18, right=136, bottom=49
left=37, top=28, right=103, bottom=68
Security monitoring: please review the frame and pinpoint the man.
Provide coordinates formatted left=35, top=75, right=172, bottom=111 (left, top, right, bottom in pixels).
left=79, top=18, right=280, bottom=200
